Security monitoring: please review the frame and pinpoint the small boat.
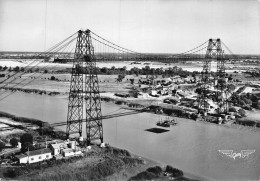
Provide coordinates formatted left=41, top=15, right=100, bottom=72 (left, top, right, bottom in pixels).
left=156, top=117, right=177, bottom=127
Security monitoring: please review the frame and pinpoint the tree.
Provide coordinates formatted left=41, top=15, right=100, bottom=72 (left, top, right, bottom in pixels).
left=44, top=70, right=48, bottom=73
left=3, top=66, right=8, bottom=71
left=242, top=97, right=252, bottom=105
left=144, top=66, right=150, bottom=75
left=227, top=84, right=236, bottom=92
left=0, top=141, right=5, bottom=151
left=229, top=107, right=237, bottom=112
left=130, top=67, right=139, bottom=76
left=172, top=89, right=177, bottom=95
left=20, top=133, right=33, bottom=152
left=10, top=138, right=19, bottom=147
left=101, top=67, right=108, bottom=74
left=238, top=109, right=246, bottom=117
left=13, top=66, right=20, bottom=72
left=130, top=79, right=134, bottom=85
left=41, top=123, right=54, bottom=135
left=116, top=74, right=125, bottom=82
left=180, top=74, right=187, bottom=78
left=228, top=76, right=233, bottom=82
left=121, top=66, right=127, bottom=72
left=50, top=76, right=56, bottom=80
left=239, top=99, right=246, bottom=106
left=111, top=66, right=116, bottom=74
left=195, top=88, right=202, bottom=95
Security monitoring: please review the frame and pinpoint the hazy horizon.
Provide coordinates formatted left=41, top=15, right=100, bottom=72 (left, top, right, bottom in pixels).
left=0, top=51, right=259, bottom=57
left=0, top=0, right=259, bottom=54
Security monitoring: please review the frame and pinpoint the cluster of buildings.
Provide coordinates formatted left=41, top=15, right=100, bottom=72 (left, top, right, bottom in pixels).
left=15, top=140, right=83, bottom=164
left=113, top=73, right=260, bottom=121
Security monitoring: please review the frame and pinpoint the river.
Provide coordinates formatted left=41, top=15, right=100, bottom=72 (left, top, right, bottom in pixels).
left=0, top=92, right=259, bottom=180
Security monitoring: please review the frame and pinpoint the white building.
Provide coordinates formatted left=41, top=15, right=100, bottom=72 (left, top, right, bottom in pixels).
left=50, top=142, right=67, bottom=156
left=50, top=141, right=77, bottom=156
left=62, top=149, right=83, bottom=157
left=15, top=148, right=52, bottom=164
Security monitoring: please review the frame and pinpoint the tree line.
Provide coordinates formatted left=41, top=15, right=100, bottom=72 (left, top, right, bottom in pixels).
left=0, top=65, right=192, bottom=77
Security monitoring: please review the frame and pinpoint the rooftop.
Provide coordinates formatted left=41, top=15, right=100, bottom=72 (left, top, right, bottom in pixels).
left=15, top=154, right=27, bottom=159
left=50, top=142, right=67, bottom=149
left=25, top=148, right=51, bottom=156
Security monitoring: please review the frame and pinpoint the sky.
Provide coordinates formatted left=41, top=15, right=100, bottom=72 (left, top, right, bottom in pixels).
left=0, top=0, right=259, bottom=54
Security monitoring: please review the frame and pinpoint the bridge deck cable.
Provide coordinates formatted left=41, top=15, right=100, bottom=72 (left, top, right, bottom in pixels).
left=0, top=38, right=76, bottom=93
left=91, top=31, right=142, bottom=55
left=49, top=108, right=147, bottom=127
left=171, top=40, right=209, bottom=58
left=221, top=41, right=238, bottom=60
left=0, top=39, right=76, bottom=101
left=0, top=32, right=78, bottom=85
left=0, top=37, right=77, bottom=96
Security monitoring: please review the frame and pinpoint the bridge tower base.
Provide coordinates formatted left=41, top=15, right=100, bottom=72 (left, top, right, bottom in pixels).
left=66, top=30, right=103, bottom=145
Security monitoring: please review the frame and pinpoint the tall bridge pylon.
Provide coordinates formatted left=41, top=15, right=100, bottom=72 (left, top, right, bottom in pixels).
left=66, top=30, right=103, bottom=145
left=216, top=46, right=228, bottom=113
left=198, top=38, right=224, bottom=113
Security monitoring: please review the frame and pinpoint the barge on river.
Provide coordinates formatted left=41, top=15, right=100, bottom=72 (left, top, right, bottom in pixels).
left=156, top=117, right=177, bottom=127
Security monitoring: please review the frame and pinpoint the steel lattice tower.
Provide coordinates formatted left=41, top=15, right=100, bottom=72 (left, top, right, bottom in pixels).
left=198, top=39, right=222, bottom=112
left=66, top=30, right=103, bottom=145
left=216, top=43, right=228, bottom=113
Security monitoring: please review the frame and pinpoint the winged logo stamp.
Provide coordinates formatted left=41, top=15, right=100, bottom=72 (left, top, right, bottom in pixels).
left=218, top=150, right=255, bottom=160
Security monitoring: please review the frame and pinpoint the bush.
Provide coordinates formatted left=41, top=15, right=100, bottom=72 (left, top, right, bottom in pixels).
left=104, top=146, right=131, bottom=157
left=239, top=100, right=246, bottom=106
left=121, top=157, right=144, bottom=167
left=3, top=169, right=20, bottom=178
left=146, top=166, right=163, bottom=176
left=238, top=109, right=246, bottom=117
left=10, top=138, right=19, bottom=147
left=242, top=97, right=252, bottom=105
left=227, top=84, right=236, bottom=92
left=229, top=107, right=237, bottom=112
left=88, top=158, right=124, bottom=180
left=242, top=105, right=252, bottom=111
left=130, top=171, right=158, bottom=180
left=116, top=74, right=125, bottom=82
left=0, top=141, right=5, bottom=151
left=236, top=119, right=256, bottom=127
left=190, top=113, right=198, bottom=120
left=165, top=165, right=183, bottom=178
left=50, top=76, right=56, bottom=80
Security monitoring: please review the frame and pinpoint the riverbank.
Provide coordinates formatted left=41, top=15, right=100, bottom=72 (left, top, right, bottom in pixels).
left=100, top=94, right=260, bottom=132
left=2, top=86, right=260, bottom=132
left=0, top=111, right=66, bottom=141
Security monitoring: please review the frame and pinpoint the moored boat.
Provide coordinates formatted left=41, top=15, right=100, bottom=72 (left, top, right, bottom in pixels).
left=156, top=117, right=177, bottom=127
